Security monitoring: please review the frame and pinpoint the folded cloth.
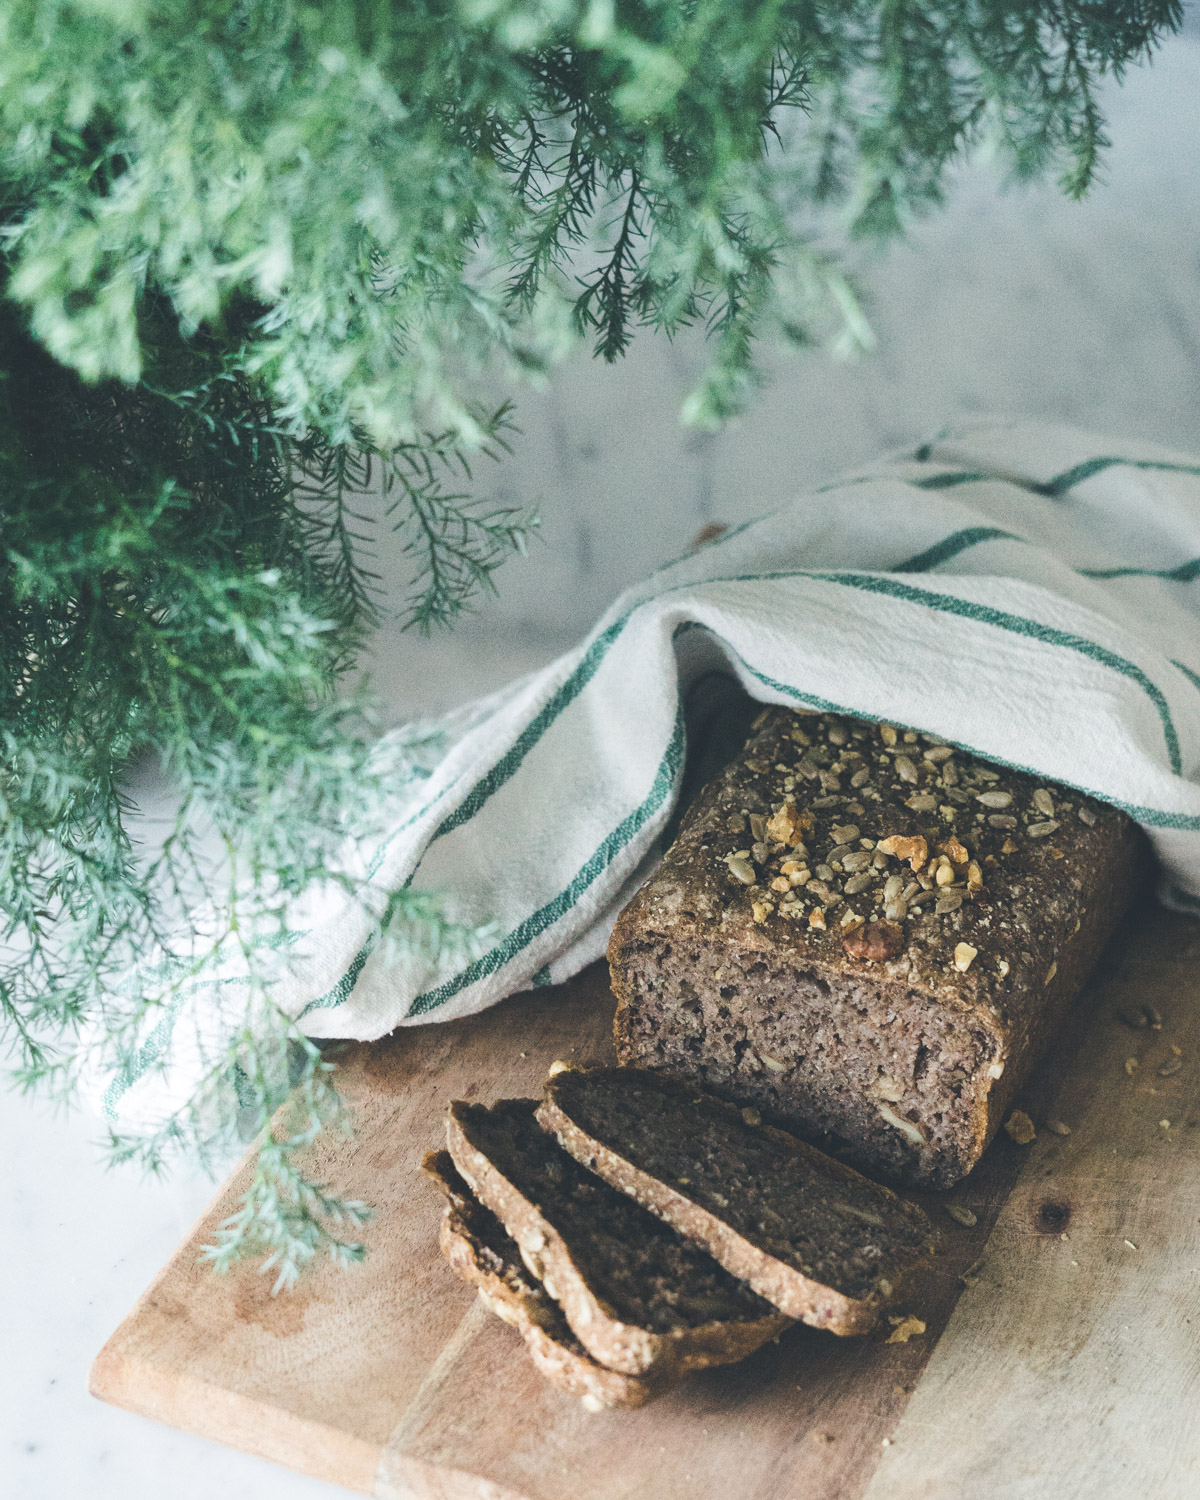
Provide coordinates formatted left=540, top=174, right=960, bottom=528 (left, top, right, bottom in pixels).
left=100, top=419, right=1200, bottom=1131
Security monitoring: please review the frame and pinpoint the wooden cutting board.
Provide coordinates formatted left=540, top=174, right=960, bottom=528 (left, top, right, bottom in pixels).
left=91, top=898, right=1200, bottom=1500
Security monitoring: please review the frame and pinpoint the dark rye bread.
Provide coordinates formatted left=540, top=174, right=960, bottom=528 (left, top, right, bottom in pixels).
left=610, top=707, right=1150, bottom=1188
left=446, top=1099, right=790, bottom=1377
left=538, top=1068, right=935, bottom=1333
left=422, top=1151, right=668, bottom=1409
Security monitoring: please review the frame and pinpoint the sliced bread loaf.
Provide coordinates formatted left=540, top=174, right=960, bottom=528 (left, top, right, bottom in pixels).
left=609, top=706, right=1147, bottom=1187
left=536, top=1067, right=937, bottom=1334
left=446, top=1098, right=790, bottom=1377
left=423, top=1150, right=667, bottom=1409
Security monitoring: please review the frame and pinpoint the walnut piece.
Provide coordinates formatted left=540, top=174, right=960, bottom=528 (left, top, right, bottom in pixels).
left=877, top=833, right=929, bottom=871
left=938, top=834, right=970, bottom=865
left=843, top=919, right=905, bottom=962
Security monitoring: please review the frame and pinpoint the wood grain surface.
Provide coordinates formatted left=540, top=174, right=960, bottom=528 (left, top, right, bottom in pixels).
left=91, top=900, right=1200, bottom=1500
left=866, top=897, right=1200, bottom=1500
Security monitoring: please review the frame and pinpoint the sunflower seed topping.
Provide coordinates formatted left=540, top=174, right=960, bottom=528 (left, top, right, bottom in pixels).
left=726, top=855, right=757, bottom=884
left=976, top=790, right=1013, bottom=808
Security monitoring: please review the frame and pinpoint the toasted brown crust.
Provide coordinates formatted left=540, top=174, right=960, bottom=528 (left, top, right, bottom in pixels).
left=610, top=707, right=1151, bottom=1187
left=445, top=1102, right=791, bottom=1378
left=423, top=1151, right=664, bottom=1409
left=537, top=1071, right=935, bottom=1334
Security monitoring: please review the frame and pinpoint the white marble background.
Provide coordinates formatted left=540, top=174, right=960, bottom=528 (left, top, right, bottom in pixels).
left=4, top=28, right=1200, bottom=1500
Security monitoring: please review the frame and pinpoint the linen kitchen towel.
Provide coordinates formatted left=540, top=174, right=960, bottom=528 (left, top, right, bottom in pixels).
left=99, top=418, right=1200, bottom=1131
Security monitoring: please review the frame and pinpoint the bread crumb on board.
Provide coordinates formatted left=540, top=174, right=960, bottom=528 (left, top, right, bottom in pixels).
left=886, top=1315, right=926, bottom=1344
left=1004, top=1109, right=1036, bottom=1145
left=959, top=1258, right=985, bottom=1288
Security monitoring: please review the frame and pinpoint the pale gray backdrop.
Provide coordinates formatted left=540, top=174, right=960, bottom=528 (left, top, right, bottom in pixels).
left=367, top=33, right=1200, bottom=720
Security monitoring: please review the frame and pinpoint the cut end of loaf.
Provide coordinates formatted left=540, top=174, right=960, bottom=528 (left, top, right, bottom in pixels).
left=612, top=933, right=999, bottom=1188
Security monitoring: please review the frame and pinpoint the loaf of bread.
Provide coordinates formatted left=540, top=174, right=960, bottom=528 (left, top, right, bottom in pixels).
left=537, top=1067, right=936, bottom=1333
left=445, top=1098, right=790, bottom=1378
left=610, top=708, right=1149, bottom=1188
left=423, top=1150, right=670, bottom=1409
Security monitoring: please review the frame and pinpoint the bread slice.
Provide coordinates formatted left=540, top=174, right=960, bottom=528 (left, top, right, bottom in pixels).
left=423, top=1151, right=668, bottom=1410
left=536, top=1067, right=937, bottom=1334
left=445, top=1098, right=790, bottom=1377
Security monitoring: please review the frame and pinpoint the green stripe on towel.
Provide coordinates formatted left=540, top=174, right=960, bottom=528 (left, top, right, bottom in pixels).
left=432, top=617, right=630, bottom=841
left=408, top=708, right=686, bottom=1016
left=895, top=526, right=1020, bottom=573
left=678, top=566, right=1183, bottom=775
left=807, top=571, right=1183, bottom=776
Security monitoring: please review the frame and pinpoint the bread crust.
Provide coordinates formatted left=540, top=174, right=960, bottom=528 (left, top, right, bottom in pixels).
left=537, top=1071, right=935, bottom=1334
left=445, top=1101, right=790, bottom=1378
